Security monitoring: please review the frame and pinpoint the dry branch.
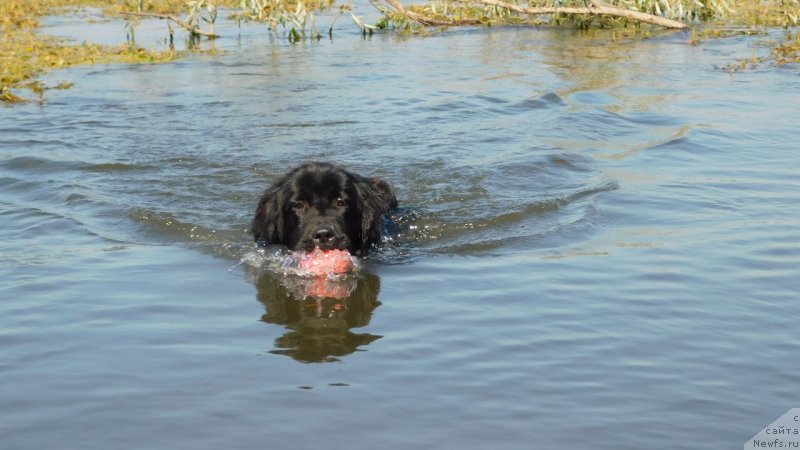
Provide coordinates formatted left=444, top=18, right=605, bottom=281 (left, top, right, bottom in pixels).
left=381, top=0, right=688, bottom=29
left=121, top=11, right=220, bottom=38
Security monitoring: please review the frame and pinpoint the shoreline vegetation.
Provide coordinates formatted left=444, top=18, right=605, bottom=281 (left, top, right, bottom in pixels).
left=1, top=0, right=798, bottom=103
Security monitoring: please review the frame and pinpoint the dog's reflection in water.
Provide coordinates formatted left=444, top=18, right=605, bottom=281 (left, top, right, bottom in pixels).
left=254, top=272, right=382, bottom=363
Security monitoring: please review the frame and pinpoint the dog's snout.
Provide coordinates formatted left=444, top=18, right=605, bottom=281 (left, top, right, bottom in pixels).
left=313, top=227, right=335, bottom=244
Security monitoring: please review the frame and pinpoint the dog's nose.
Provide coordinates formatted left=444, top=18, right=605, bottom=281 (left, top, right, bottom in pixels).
left=313, top=227, right=335, bottom=244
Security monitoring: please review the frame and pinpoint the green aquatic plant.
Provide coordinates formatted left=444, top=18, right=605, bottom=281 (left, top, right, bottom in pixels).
left=188, top=0, right=219, bottom=36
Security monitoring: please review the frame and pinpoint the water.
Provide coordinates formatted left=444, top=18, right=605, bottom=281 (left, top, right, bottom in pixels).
left=1, top=12, right=799, bottom=449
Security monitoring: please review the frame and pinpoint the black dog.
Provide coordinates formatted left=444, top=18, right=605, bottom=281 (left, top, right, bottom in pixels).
left=251, top=162, right=397, bottom=256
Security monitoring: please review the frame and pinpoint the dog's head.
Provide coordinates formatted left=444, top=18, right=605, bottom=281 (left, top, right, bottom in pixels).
left=251, top=162, right=397, bottom=256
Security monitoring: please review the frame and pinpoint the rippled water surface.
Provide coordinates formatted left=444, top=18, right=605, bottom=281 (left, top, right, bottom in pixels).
left=2, top=15, right=799, bottom=449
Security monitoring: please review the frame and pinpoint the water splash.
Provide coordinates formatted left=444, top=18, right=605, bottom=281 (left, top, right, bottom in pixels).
left=241, top=246, right=362, bottom=279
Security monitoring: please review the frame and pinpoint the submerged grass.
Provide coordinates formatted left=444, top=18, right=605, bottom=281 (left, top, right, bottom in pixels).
left=1, top=28, right=178, bottom=103
left=719, top=30, right=800, bottom=71
left=1, top=1, right=189, bottom=102
left=1, top=0, right=799, bottom=103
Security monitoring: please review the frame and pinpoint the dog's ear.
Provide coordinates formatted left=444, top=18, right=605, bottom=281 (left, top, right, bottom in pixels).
left=370, top=178, right=398, bottom=210
left=354, top=177, right=398, bottom=254
left=251, top=183, right=286, bottom=245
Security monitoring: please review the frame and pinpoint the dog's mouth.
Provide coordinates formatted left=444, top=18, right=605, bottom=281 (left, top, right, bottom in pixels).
left=312, top=241, right=341, bottom=252
left=299, top=242, right=350, bottom=254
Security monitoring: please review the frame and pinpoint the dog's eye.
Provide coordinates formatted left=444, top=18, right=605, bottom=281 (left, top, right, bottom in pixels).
left=334, top=198, right=346, bottom=208
left=293, top=201, right=306, bottom=210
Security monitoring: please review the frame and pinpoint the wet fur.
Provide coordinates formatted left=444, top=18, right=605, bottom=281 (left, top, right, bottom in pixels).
left=251, top=162, right=397, bottom=256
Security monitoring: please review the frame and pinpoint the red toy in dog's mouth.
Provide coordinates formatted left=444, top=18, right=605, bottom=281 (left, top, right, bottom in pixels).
left=296, top=248, right=355, bottom=276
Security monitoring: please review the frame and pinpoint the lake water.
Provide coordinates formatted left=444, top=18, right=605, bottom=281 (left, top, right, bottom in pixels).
left=1, top=11, right=799, bottom=449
